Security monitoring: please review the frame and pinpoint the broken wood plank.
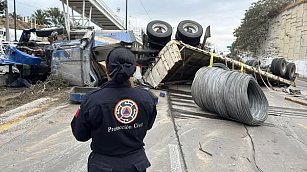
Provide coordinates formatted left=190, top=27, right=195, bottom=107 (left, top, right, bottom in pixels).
left=285, top=96, right=307, bottom=106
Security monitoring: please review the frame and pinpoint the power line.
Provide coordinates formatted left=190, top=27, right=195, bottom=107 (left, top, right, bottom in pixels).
left=137, top=0, right=151, bottom=21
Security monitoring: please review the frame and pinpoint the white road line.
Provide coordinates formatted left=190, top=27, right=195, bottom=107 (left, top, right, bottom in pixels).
left=168, top=144, right=183, bottom=172
left=179, top=128, right=195, bottom=137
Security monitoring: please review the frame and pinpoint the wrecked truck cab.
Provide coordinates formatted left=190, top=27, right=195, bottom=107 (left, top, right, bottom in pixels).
left=52, top=30, right=137, bottom=88
left=51, top=30, right=138, bottom=104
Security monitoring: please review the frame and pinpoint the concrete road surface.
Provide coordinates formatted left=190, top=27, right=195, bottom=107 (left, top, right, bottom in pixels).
left=0, top=85, right=306, bottom=172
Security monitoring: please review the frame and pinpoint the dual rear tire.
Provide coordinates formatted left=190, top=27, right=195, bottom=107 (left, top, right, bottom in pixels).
left=146, top=20, right=204, bottom=49
left=285, top=62, right=296, bottom=81
left=146, top=20, right=172, bottom=49
left=270, top=58, right=296, bottom=81
left=271, top=58, right=287, bottom=77
left=175, top=20, right=203, bottom=46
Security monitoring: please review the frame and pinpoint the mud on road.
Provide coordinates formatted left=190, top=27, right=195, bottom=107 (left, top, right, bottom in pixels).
left=0, top=76, right=71, bottom=114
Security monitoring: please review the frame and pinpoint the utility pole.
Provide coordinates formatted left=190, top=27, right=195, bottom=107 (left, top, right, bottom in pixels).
left=14, top=0, right=17, bottom=41
left=5, top=0, right=9, bottom=41
left=125, top=0, right=127, bottom=30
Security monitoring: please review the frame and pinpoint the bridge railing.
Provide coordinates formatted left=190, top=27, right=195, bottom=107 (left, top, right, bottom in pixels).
left=96, top=0, right=125, bottom=27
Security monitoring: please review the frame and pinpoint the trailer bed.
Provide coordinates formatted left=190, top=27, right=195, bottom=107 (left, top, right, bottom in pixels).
left=143, top=40, right=295, bottom=88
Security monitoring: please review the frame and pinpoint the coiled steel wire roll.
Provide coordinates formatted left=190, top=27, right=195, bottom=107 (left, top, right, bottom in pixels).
left=191, top=66, right=268, bottom=125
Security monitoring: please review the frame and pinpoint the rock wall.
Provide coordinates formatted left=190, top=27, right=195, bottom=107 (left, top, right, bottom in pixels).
left=257, top=1, right=307, bottom=77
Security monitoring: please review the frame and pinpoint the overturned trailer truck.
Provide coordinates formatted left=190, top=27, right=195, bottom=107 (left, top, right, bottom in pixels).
left=139, top=20, right=295, bottom=88
left=60, top=20, right=295, bottom=103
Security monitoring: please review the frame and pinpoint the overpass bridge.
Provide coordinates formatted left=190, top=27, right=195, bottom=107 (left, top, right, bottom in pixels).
left=59, top=0, right=125, bottom=30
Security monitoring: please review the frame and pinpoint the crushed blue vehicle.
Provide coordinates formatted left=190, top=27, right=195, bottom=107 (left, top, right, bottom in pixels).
left=0, top=28, right=65, bottom=86
left=5, top=46, right=41, bottom=65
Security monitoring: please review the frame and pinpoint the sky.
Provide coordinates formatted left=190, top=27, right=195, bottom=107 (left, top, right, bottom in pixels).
left=7, top=0, right=256, bottom=51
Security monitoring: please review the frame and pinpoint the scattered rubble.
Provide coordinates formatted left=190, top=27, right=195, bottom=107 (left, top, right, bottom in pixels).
left=0, top=75, right=70, bottom=114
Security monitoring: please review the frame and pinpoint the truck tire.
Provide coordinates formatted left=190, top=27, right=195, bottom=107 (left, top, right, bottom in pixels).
left=175, top=31, right=181, bottom=41
left=276, top=58, right=287, bottom=77
left=245, top=60, right=254, bottom=66
left=175, top=31, right=200, bottom=46
left=285, top=62, right=296, bottom=81
left=146, top=20, right=172, bottom=43
left=148, top=37, right=169, bottom=50
left=177, top=20, right=203, bottom=44
left=270, top=58, right=278, bottom=75
left=271, top=58, right=286, bottom=77
left=246, top=60, right=260, bottom=67
left=148, top=42, right=164, bottom=50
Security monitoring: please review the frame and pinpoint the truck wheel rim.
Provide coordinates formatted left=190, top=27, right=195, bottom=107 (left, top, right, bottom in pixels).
left=281, top=63, right=286, bottom=73
left=152, top=24, right=168, bottom=33
left=182, top=23, right=198, bottom=33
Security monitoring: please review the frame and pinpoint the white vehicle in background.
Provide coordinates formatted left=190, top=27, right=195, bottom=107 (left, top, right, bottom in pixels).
left=0, top=28, right=23, bottom=42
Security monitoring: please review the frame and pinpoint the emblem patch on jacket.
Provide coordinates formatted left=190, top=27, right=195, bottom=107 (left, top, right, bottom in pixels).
left=114, top=99, right=139, bottom=124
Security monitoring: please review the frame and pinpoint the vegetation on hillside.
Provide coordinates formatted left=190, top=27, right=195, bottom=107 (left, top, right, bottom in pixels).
left=0, top=7, right=65, bottom=30
left=232, top=0, right=292, bottom=54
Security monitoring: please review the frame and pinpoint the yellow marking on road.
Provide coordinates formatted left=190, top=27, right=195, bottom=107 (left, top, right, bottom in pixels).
left=0, top=107, right=43, bottom=133
left=298, top=124, right=307, bottom=130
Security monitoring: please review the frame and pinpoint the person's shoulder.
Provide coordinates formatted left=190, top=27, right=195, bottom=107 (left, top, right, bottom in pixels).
left=134, top=87, right=158, bottom=105
left=87, top=81, right=114, bottom=97
left=134, top=86, right=151, bottom=95
left=80, top=87, right=104, bottom=107
left=86, top=87, right=103, bottom=98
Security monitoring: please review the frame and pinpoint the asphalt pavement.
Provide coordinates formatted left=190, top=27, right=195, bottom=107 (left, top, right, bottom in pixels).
left=0, top=84, right=306, bottom=172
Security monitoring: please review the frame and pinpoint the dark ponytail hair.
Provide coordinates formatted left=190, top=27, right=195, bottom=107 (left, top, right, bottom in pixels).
left=106, top=47, right=136, bottom=83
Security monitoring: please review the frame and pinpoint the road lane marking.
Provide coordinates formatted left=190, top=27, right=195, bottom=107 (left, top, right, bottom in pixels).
left=0, top=107, right=43, bottom=133
left=179, top=128, right=195, bottom=137
left=168, top=144, right=183, bottom=172
left=298, top=123, right=307, bottom=130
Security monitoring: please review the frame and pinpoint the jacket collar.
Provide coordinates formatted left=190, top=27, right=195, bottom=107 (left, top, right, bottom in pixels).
left=103, top=80, right=131, bottom=88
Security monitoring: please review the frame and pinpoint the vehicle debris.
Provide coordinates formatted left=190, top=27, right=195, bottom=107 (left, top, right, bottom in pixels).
left=52, top=30, right=138, bottom=87
left=0, top=27, right=65, bottom=87
left=69, top=86, right=99, bottom=103
left=0, top=75, right=68, bottom=114
left=282, top=88, right=301, bottom=95
left=198, top=142, right=213, bottom=156
left=285, top=96, right=307, bottom=107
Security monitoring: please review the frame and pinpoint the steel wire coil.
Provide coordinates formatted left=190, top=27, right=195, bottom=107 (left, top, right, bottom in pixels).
left=191, top=66, right=268, bottom=125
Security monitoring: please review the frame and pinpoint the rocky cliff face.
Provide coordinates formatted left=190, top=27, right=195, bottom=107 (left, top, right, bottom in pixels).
left=256, top=2, right=307, bottom=77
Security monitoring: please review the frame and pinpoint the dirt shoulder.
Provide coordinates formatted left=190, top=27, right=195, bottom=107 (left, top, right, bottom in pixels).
left=0, top=77, right=71, bottom=114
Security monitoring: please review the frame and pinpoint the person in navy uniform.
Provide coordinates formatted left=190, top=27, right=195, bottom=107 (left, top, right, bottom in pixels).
left=71, top=47, right=157, bottom=172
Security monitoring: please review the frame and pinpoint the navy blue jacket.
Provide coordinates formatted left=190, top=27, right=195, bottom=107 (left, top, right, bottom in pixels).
left=71, top=80, right=157, bottom=156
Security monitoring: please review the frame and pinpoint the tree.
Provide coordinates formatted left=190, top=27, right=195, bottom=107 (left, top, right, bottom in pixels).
left=233, top=0, right=292, bottom=54
left=46, top=7, right=65, bottom=27
left=9, top=13, right=24, bottom=21
left=32, top=9, right=50, bottom=26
